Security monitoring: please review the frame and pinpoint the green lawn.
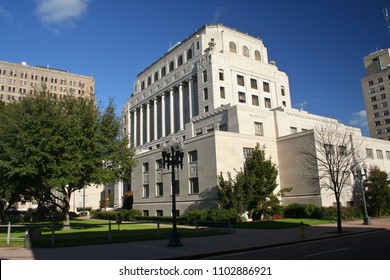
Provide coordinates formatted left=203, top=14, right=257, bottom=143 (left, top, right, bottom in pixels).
left=233, top=218, right=335, bottom=230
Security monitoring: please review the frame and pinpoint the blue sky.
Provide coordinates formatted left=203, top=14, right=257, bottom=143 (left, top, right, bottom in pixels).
left=1, top=0, right=390, bottom=135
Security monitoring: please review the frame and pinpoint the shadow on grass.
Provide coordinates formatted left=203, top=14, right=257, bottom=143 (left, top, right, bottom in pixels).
left=233, top=221, right=311, bottom=230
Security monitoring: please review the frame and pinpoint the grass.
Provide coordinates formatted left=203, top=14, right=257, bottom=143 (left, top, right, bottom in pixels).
left=0, top=218, right=335, bottom=248
left=233, top=218, right=335, bottom=230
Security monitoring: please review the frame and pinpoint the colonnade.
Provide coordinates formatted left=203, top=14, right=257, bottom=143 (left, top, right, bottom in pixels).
left=129, top=78, right=197, bottom=147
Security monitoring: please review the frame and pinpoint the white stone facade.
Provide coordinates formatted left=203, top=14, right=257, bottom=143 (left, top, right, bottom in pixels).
left=122, top=24, right=390, bottom=216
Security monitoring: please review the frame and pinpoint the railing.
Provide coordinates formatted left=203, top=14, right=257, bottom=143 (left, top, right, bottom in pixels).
left=0, top=219, right=234, bottom=248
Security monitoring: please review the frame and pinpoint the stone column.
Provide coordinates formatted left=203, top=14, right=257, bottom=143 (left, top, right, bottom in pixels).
left=178, top=83, right=184, bottom=131
left=139, top=105, right=144, bottom=145
left=169, top=88, right=174, bottom=134
left=188, top=78, right=193, bottom=120
left=133, top=109, right=138, bottom=146
left=146, top=101, right=151, bottom=143
left=153, top=97, right=158, bottom=141
left=161, top=94, right=166, bottom=137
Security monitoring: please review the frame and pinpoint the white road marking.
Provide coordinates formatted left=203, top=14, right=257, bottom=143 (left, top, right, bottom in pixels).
left=305, top=247, right=351, bottom=258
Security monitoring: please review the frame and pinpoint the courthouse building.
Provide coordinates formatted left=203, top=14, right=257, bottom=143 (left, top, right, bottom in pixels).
left=122, top=24, right=390, bottom=217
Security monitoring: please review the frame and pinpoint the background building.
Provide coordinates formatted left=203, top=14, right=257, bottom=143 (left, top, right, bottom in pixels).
left=0, top=60, right=95, bottom=102
left=122, top=24, right=390, bottom=217
left=361, top=49, right=390, bottom=140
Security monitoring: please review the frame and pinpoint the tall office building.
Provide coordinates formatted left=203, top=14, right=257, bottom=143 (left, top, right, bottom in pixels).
left=122, top=24, right=390, bottom=216
left=361, top=49, right=390, bottom=139
left=0, top=60, right=95, bottom=102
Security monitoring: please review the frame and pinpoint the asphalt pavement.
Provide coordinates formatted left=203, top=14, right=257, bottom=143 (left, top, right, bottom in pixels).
left=0, top=217, right=389, bottom=260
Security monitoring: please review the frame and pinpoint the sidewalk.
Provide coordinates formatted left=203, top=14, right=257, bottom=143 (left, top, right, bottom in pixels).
left=1, top=217, right=389, bottom=260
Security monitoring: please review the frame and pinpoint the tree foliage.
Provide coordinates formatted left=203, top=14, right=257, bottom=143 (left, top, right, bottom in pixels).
left=364, top=166, right=390, bottom=217
left=0, top=93, right=136, bottom=226
left=218, top=144, right=280, bottom=218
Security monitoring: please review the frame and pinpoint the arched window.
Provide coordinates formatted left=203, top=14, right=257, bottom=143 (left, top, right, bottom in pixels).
left=187, top=49, right=193, bottom=60
left=161, top=66, right=166, bottom=77
left=229, top=41, right=237, bottom=53
left=169, top=61, right=174, bottom=72
left=255, top=50, right=261, bottom=61
left=243, top=46, right=249, bottom=57
left=178, top=55, right=183, bottom=66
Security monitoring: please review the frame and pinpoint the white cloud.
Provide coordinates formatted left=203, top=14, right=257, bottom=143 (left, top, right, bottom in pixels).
left=0, top=4, right=13, bottom=22
left=35, top=0, right=89, bottom=26
left=349, top=110, right=368, bottom=128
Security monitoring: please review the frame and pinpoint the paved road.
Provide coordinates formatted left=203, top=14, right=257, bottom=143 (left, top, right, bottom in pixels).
left=204, top=230, right=390, bottom=260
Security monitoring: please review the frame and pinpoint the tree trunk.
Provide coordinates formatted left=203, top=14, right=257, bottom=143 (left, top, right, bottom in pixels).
left=62, top=188, right=71, bottom=230
left=336, top=197, right=343, bottom=233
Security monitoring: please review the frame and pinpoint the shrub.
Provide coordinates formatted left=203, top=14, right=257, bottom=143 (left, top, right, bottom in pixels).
left=283, top=204, right=321, bottom=219
left=184, top=208, right=243, bottom=223
left=183, top=209, right=208, bottom=221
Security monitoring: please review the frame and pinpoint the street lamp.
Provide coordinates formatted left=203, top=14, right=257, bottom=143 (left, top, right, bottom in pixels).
left=352, top=162, right=372, bottom=225
left=161, top=137, right=184, bottom=247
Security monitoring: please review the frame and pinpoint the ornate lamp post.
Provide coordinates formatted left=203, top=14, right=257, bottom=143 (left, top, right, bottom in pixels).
left=161, top=137, right=184, bottom=247
left=352, top=162, right=372, bottom=225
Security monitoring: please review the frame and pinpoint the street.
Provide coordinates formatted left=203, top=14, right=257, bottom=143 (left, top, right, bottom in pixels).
left=204, top=230, right=390, bottom=260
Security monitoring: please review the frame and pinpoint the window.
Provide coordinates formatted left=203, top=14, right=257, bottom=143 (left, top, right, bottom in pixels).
left=143, top=210, right=149, bottom=216
left=378, top=77, right=384, bottom=83
left=385, top=110, right=390, bottom=116
left=147, top=76, right=151, bottom=86
left=254, top=122, right=264, bottom=136
left=178, top=55, right=183, bottom=66
left=169, top=61, right=174, bottom=72
left=229, top=41, right=237, bottom=53
left=263, top=82, right=270, bottom=92
left=374, top=112, right=380, bottom=118
left=281, top=86, right=285, bottom=96
left=238, top=92, right=246, bottom=103
left=142, top=185, right=149, bottom=198
left=189, top=178, right=199, bottom=194
left=338, top=146, right=347, bottom=156
left=375, top=121, right=381, bottom=126
left=243, top=147, right=254, bottom=158
left=143, top=163, right=149, bottom=172
left=386, top=151, right=390, bottom=160
left=219, top=70, right=224, bottom=81
left=204, top=106, right=209, bottom=112
left=188, top=150, right=198, bottom=162
left=156, top=210, right=163, bottom=216
left=187, top=49, right=193, bottom=60
left=379, top=85, right=385, bottom=91
left=366, top=148, right=374, bottom=159
left=237, top=75, right=245, bottom=86
left=243, top=46, right=249, bottom=57
left=203, top=70, right=207, bottom=82
left=156, top=183, right=163, bottom=196
left=203, top=88, right=208, bottom=100
left=381, top=93, right=387, bottom=99
left=383, top=101, right=388, bottom=108
left=368, top=80, right=374, bottom=86
left=369, top=88, right=376, bottom=94
left=324, top=144, right=335, bottom=155
left=141, top=81, right=145, bottom=90
left=372, top=104, right=378, bottom=110
left=264, top=98, right=271, bottom=108
left=255, top=50, right=261, bottom=61
left=161, top=66, right=166, bottom=77
left=371, top=96, right=377, bottom=101
left=290, top=127, right=298, bottom=134
left=154, top=71, right=159, bottom=82
left=377, top=150, right=384, bottom=159
left=250, top=78, right=258, bottom=89
left=220, top=87, right=225, bottom=99
left=252, top=95, right=259, bottom=106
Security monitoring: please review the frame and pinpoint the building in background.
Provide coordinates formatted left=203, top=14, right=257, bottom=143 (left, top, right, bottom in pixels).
left=361, top=49, right=390, bottom=140
left=122, top=24, right=390, bottom=217
left=0, top=60, right=95, bottom=102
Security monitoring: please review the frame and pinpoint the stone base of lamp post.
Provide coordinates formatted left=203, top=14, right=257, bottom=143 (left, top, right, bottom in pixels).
left=167, top=231, right=183, bottom=247
left=363, top=216, right=372, bottom=225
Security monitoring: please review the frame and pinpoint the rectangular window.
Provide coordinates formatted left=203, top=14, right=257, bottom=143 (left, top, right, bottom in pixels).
left=189, top=150, right=198, bottom=162
left=203, top=70, right=207, bottom=83
left=243, top=147, right=254, bottom=158
left=143, top=210, right=149, bottom=216
left=250, top=78, right=258, bottom=89
left=263, top=82, right=270, bottom=92
left=204, top=106, right=209, bottom=112
left=252, top=95, right=259, bottom=106
left=290, top=127, right=298, bottom=134
left=386, top=151, right=390, bottom=160
left=281, top=86, right=285, bottom=96
left=366, top=148, right=374, bottom=159
left=220, top=87, right=225, bottom=99
left=238, top=92, right=246, bottom=103
left=237, top=75, right=245, bottom=86
left=142, top=185, right=149, bottom=198
left=156, top=183, right=163, bottom=196
left=203, top=88, right=208, bottom=100
left=377, top=150, right=384, bottom=159
left=219, top=70, right=224, bottom=81
left=254, top=122, right=264, bottom=136
left=189, top=178, right=199, bottom=194
left=143, top=163, right=149, bottom=172
left=156, top=210, right=163, bottom=216
left=264, top=98, right=271, bottom=108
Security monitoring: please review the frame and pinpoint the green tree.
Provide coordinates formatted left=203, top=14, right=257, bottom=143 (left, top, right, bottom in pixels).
left=218, top=144, right=280, bottom=218
left=364, top=166, right=390, bottom=217
left=0, top=93, right=135, bottom=227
